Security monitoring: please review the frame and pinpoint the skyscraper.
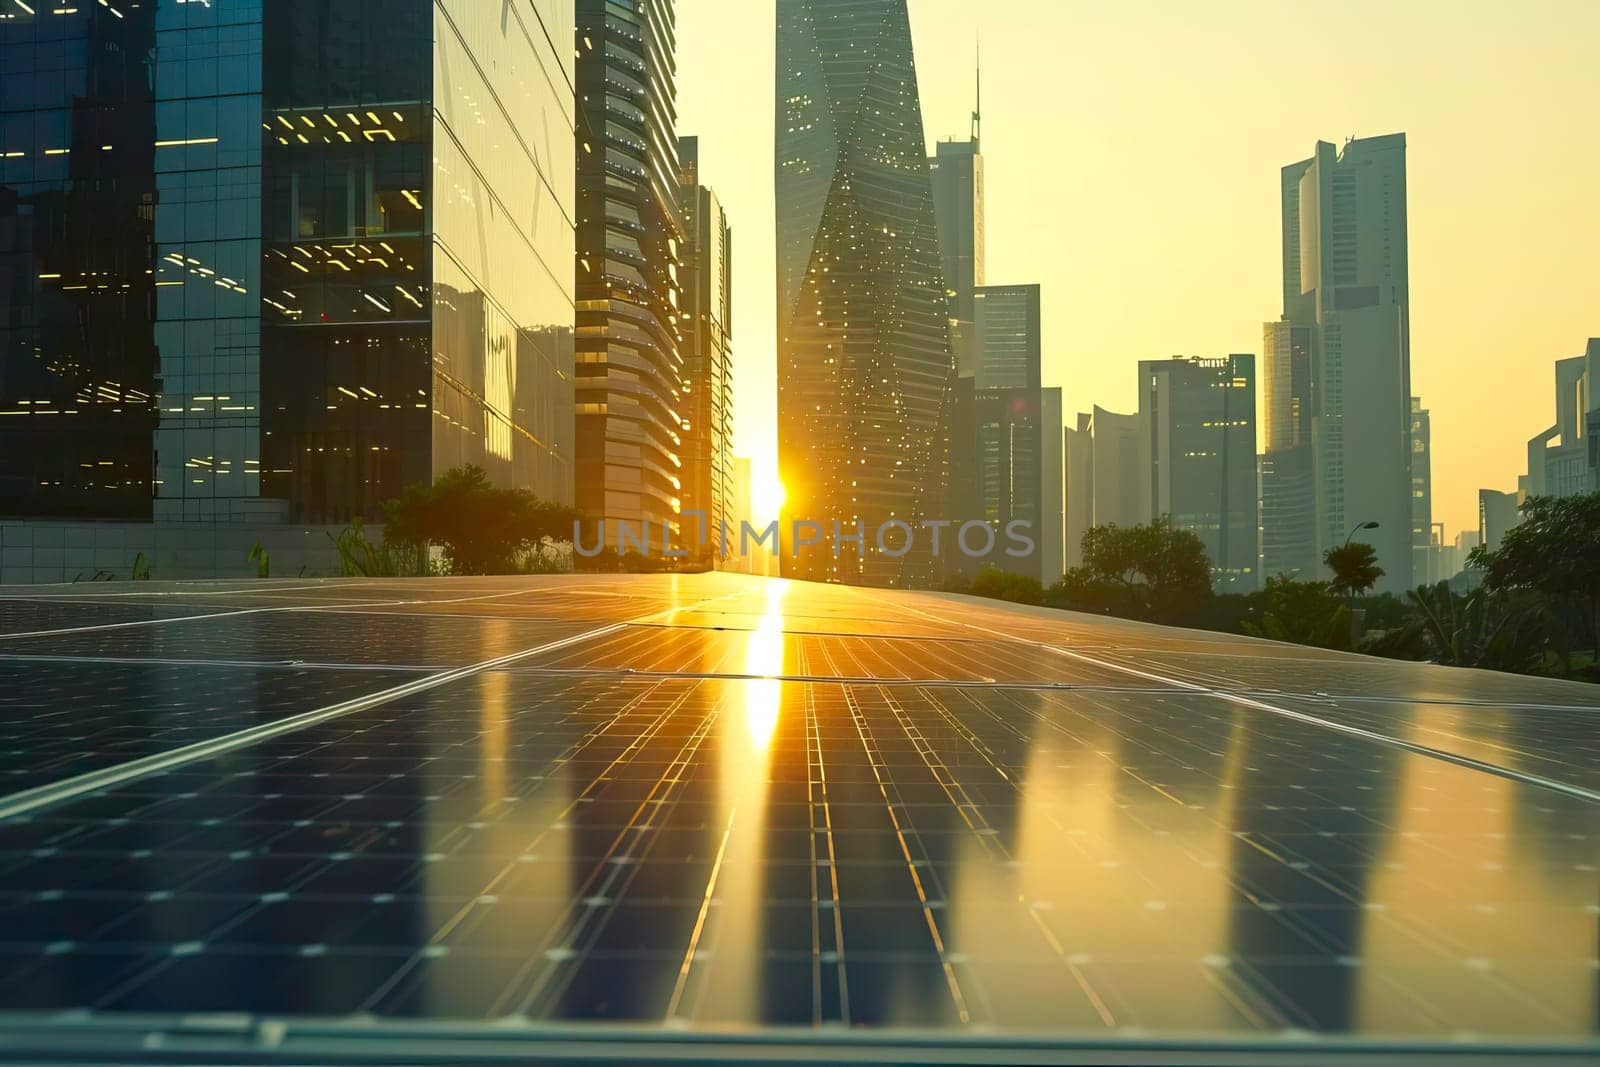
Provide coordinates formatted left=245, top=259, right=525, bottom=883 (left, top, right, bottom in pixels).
left=1479, top=488, right=1521, bottom=554
left=973, top=284, right=1042, bottom=390
left=928, top=131, right=983, bottom=323
left=1279, top=134, right=1413, bottom=593
left=775, top=0, right=954, bottom=586
left=1040, top=386, right=1064, bottom=583
left=1140, top=356, right=1260, bottom=591
left=1523, top=339, right=1599, bottom=499
left=676, top=137, right=735, bottom=562
left=0, top=0, right=575, bottom=579
left=575, top=0, right=686, bottom=544
left=1260, top=317, right=1316, bottom=578
left=965, top=283, right=1058, bottom=582
left=1410, top=397, right=1433, bottom=585
left=928, top=68, right=984, bottom=535
left=261, top=1, right=575, bottom=523
left=1064, top=406, right=1149, bottom=568
left=968, top=384, right=1062, bottom=582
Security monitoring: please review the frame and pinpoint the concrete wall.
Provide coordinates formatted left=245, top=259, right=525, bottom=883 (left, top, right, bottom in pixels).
left=0, top=521, right=352, bottom=585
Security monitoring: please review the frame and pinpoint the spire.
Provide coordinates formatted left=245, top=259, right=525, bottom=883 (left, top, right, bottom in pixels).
left=971, top=36, right=982, bottom=150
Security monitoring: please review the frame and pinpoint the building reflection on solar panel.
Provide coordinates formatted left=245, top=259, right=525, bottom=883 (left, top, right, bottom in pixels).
left=0, top=572, right=1596, bottom=1064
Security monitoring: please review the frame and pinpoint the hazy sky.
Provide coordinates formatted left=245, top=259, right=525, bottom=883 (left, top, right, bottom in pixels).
left=677, top=0, right=1599, bottom=535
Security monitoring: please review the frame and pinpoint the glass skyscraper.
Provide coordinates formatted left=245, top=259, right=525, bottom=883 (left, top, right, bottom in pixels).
left=1, top=0, right=574, bottom=541
left=775, top=0, right=954, bottom=586
left=1140, top=355, right=1260, bottom=591
left=973, top=284, right=1040, bottom=391
left=574, top=0, right=685, bottom=543
left=677, top=136, right=734, bottom=559
left=1280, top=134, right=1412, bottom=592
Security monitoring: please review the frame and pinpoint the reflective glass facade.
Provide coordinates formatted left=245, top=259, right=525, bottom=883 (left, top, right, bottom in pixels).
left=3, top=0, right=574, bottom=527
left=972, top=284, right=1039, bottom=391
left=1, top=1, right=161, bottom=518
left=258, top=0, right=434, bottom=523
left=151, top=0, right=265, bottom=518
left=775, top=0, right=954, bottom=587
left=430, top=0, right=574, bottom=506
left=1140, top=355, right=1259, bottom=592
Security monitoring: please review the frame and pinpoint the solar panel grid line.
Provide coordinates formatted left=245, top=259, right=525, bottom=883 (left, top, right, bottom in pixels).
left=0, top=588, right=756, bottom=822
left=0, top=581, right=370, bottom=601
left=907, top=686, right=1126, bottom=1027
left=0, top=628, right=622, bottom=822
left=23, top=681, right=700, bottom=1017
left=889, top=595, right=1600, bottom=805
left=505, top=690, right=725, bottom=1019
left=362, top=681, right=721, bottom=1017
left=376, top=680, right=688, bottom=935
left=912, top=687, right=1294, bottom=1029
left=816, top=633, right=972, bottom=1025
left=0, top=575, right=1595, bottom=1051
left=803, top=682, right=851, bottom=1024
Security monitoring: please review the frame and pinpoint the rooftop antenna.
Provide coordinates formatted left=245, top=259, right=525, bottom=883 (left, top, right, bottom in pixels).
left=971, top=36, right=982, bottom=150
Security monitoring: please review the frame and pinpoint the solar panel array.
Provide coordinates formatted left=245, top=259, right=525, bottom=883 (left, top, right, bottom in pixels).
left=0, top=573, right=1595, bottom=1059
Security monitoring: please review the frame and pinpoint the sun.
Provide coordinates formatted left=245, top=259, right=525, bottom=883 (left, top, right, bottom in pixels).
left=751, top=476, right=787, bottom=525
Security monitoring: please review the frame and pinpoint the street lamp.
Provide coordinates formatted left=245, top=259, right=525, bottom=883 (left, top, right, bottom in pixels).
left=1339, top=520, right=1380, bottom=646
left=1344, top=520, right=1380, bottom=547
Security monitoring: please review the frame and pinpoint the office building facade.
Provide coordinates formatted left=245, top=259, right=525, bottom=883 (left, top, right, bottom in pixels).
left=1478, top=488, right=1521, bottom=555
left=973, top=284, right=1041, bottom=391
left=1140, top=355, right=1259, bottom=591
left=969, top=384, right=1063, bottom=583
left=1409, top=397, right=1432, bottom=586
left=1, top=0, right=576, bottom=579
left=929, top=137, right=983, bottom=323
left=1260, top=317, right=1316, bottom=578
left=575, top=0, right=685, bottom=542
left=676, top=136, right=734, bottom=561
left=1523, top=339, right=1599, bottom=500
left=1063, top=406, right=1149, bottom=568
left=1279, top=134, right=1413, bottom=592
left=775, top=0, right=954, bottom=586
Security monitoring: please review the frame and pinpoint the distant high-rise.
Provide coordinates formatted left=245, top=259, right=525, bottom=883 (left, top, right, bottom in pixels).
left=1410, top=397, right=1433, bottom=585
left=928, top=62, right=986, bottom=536
left=676, top=137, right=734, bottom=562
left=1260, top=318, right=1316, bottom=578
left=575, top=0, right=686, bottom=542
left=1064, top=406, right=1149, bottom=568
left=1479, top=488, right=1521, bottom=554
left=965, top=283, right=1055, bottom=580
left=973, top=285, right=1042, bottom=390
left=1280, top=134, right=1413, bottom=593
left=969, top=384, right=1063, bottom=582
left=1040, top=387, right=1064, bottom=582
left=1140, top=356, right=1260, bottom=591
left=775, top=0, right=954, bottom=585
left=929, top=137, right=983, bottom=322
left=1523, top=338, right=1599, bottom=499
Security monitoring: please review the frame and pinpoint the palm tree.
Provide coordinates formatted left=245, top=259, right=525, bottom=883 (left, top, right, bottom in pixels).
left=1324, top=541, right=1383, bottom=597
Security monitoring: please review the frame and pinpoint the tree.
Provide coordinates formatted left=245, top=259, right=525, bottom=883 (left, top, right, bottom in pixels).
left=969, top=565, right=1044, bottom=606
left=1068, top=517, right=1213, bottom=621
left=1470, top=491, right=1600, bottom=657
left=1323, top=541, right=1383, bottom=597
left=1241, top=575, right=1351, bottom=650
left=1405, top=581, right=1551, bottom=673
left=382, top=465, right=579, bottom=575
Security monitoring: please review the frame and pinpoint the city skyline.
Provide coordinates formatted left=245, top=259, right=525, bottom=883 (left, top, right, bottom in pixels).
left=677, top=0, right=1600, bottom=537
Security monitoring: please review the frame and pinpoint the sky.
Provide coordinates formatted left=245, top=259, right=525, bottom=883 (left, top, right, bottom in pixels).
left=676, top=0, right=1600, bottom=536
